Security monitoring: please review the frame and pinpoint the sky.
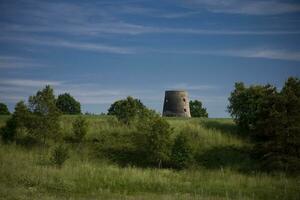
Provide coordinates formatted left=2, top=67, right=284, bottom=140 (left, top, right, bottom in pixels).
left=0, top=0, right=300, bottom=117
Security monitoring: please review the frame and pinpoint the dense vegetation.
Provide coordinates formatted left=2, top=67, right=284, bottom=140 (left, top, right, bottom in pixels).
left=0, top=102, right=10, bottom=115
left=56, top=93, right=81, bottom=115
left=228, top=77, right=300, bottom=173
left=0, top=116, right=299, bottom=200
left=189, top=100, right=208, bottom=118
left=0, top=77, right=299, bottom=199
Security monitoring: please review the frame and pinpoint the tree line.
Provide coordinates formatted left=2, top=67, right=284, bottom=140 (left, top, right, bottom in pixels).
left=0, top=77, right=299, bottom=173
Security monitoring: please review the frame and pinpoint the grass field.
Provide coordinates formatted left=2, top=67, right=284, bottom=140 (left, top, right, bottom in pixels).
left=0, top=115, right=299, bottom=200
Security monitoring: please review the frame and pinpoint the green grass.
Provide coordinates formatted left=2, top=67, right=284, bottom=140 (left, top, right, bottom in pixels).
left=0, top=115, right=299, bottom=200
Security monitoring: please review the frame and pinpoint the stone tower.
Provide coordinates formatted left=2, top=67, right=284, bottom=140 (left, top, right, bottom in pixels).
left=162, top=90, right=191, bottom=117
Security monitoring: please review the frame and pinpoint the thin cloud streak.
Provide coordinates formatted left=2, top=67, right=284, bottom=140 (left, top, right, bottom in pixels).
left=187, top=0, right=300, bottom=15
left=168, top=83, right=219, bottom=91
left=0, top=36, right=135, bottom=54
left=2, top=22, right=300, bottom=36
left=0, top=79, right=62, bottom=87
left=156, top=48, right=300, bottom=62
left=0, top=56, right=45, bottom=69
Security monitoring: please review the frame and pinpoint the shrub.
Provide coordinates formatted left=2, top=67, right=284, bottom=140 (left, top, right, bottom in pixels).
left=0, top=101, right=30, bottom=143
left=136, top=113, right=172, bottom=168
left=171, top=132, right=193, bottom=169
left=107, top=96, right=146, bottom=125
left=189, top=100, right=208, bottom=118
left=0, top=102, right=10, bottom=115
left=228, top=77, right=300, bottom=173
left=0, top=117, right=17, bottom=143
left=56, top=93, right=81, bottom=114
left=50, top=144, right=69, bottom=168
left=28, top=85, right=61, bottom=143
left=73, top=116, right=88, bottom=142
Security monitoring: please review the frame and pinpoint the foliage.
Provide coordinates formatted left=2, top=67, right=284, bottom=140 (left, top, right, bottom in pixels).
left=0, top=102, right=10, bottom=115
left=0, top=101, right=30, bottom=143
left=72, top=116, right=88, bottom=142
left=228, top=82, right=276, bottom=132
left=56, top=93, right=81, bottom=114
left=189, top=100, right=208, bottom=118
left=107, top=96, right=146, bottom=125
left=28, top=85, right=61, bottom=142
left=1, top=134, right=300, bottom=200
left=136, top=113, right=172, bottom=168
left=50, top=143, right=69, bottom=167
left=171, top=132, right=193, bottom=169
left=228, top=77, right=300, bottom=173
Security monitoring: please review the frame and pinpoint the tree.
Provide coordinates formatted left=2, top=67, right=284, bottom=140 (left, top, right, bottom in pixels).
left=50, top=143, right=69, bottom=168
left=189, top=100, right=208, bottom=118
left=73, top=116, right=88, bottom=142
left=0, top=101, right=30, bottom=143
left=28, top=85, right=61, bottom=142
left=171, top=132, right=193, bottom=169
left=107, top=96, right=146, bottom=125
left=0, top=102, right=10, bottom=115
left=228, top=82, right=276, bottom=132
left=56, top=93, right=81, bottom=114
left=228, top=77, right=300, bottom=173
left=136, top=114, right=172, bottom=168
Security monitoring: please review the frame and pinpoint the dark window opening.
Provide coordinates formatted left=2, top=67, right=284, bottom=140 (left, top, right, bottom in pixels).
left=183, top=98, right=186, bottom=102
left=184, top=108, right=186, bottom=112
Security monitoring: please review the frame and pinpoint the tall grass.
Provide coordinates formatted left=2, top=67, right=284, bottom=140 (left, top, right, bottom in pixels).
left=0, top=116, right=299, bottom=199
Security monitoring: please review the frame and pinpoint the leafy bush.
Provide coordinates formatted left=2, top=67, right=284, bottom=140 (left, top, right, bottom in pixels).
left=171, top=132, right=193, bottom=169
left=0, top=102, right=10, bottom=115
left=50, top=144, right=69, bottom=167
left=27, top=85, right=62, bottom=143
left=107, top=96, right=146, bottom=125
left=72, top=116, right=88, bottom=142
left=0, top=117, right=17, bottom=143
left=0, top=101, right=30, bottom=143
left=189, top=100, right=208, bottom=118
left=228, top=77, right=300, bottom=173
left=56, top=93, right=81, bottom=114
left=135, top=112, right=172, bottom=168
left=228, top=82, right=276, bottom=133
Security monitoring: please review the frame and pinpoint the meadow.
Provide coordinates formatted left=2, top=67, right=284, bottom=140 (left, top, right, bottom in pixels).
left=0, top=115, right=299, bottom=200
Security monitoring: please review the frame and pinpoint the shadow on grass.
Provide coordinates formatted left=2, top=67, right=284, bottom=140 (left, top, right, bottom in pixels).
left=200, top=120, right=247, bottom=138
left=195, top=146, right=257, bottom=173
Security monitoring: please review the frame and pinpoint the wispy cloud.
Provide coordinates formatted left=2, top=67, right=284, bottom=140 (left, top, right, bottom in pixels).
left=1, top=0, right=299, bottom=37
left=3, top=22, right=300, bottom=36
left=0, top=79, right=62, bottom=87
left=187, top=0, right=300, bottom=15
left=157, top=48, right=300, bottom=62
left=168, top=83, right=219, bottom=91
left=0, top=56, right=45, bottom=69
left=0, top=36, right=135, bottom=54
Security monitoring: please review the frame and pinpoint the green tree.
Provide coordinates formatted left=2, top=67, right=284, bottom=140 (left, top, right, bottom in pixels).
left=107, top=96, right=146, bottom=125
left=189, top=100, right=208, bottom=118
left=50, top=143, right=69, bottom=168
left=228, top=77, right=300, bottom=173
left=28, top=85, right=61, bottom=143
left=0, top=102, right=10, bottom=115
left=73, top=116, right=88, bottom=142
left=136, top=114, right=172, bottom=168
left=56, top=93, right=81, bottom=114
left=0, top=101, right=30, bottom=143
left=171, top=132, right=193, bottom=169
left=228, top=82, right=276, bottom=132
left=252, top=77, right=300, bottom=172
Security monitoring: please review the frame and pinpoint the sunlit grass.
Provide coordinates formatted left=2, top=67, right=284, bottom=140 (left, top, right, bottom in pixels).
left=0, top=116, right=299, bottom=199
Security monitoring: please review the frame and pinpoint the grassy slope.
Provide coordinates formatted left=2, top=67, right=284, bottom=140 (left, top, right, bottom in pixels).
left=0, top=115, right=299, bottom=200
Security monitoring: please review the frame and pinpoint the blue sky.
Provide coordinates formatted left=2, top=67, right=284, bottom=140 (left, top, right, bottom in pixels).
left=0, top=0, right=300, bottom=117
